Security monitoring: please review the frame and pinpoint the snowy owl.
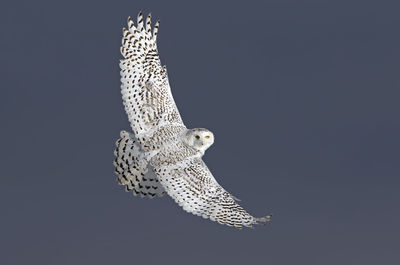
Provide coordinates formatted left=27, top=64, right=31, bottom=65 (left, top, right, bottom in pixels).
left=114, top=12, right=271, bottom=228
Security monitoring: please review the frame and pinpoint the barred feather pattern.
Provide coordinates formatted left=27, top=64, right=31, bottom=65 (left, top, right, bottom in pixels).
left=120, top=12, right=186, bottom=152
left=114, top=130, right=165, bottom=198
left=151, top=143, right=271, bottom=229
left=116, top=12, right=271, bottom=228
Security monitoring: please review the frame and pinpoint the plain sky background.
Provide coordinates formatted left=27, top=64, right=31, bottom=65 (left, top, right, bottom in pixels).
left=1, top=0, right=399, bottom=264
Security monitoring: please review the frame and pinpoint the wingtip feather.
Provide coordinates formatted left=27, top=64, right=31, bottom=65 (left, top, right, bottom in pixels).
left=255, top=214, right=272, bottom=224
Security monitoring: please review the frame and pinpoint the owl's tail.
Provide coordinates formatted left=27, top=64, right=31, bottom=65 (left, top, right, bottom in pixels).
left=120, top=12, right=159, bottom=65
left=114, top=130, right=165, bottom=198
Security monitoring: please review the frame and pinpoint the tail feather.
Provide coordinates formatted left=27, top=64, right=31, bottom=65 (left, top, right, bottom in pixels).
left=114, top=130, right=165, bottom=198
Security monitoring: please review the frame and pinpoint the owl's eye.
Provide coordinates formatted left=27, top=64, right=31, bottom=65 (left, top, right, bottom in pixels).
left=205, top=135, right=210, bottom=139
left=195, top=135, right=200, bottom=139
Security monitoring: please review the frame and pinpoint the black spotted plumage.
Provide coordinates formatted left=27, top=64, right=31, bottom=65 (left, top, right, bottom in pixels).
left=115, top=12, right=271, bottom=228
left=114, top=130, right=165, bottom=198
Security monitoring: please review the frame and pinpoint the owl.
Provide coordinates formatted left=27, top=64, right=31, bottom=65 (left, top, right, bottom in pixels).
left=114, top=12, right=271, bottom=228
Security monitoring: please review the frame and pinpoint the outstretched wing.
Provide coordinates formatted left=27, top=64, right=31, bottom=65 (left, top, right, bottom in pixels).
left=151, top=145, right=272, bottom=229
left=119, top=12, right=186, bottom=150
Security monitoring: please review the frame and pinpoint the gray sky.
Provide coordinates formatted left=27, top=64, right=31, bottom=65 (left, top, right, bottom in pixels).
left=1, top=0, right=399, bottom=264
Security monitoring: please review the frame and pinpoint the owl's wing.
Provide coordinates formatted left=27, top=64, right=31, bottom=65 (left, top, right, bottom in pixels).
left=119, top=12, right=186, bottom=145
left=151, top=145, right=272, bottom=228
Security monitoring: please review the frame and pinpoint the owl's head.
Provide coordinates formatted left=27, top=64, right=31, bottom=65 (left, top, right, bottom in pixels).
left=184, top=128, right=214, bottom=155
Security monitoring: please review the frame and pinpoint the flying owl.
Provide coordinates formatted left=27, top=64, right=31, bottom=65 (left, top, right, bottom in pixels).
left=114, top=12, right=272, bottom=228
